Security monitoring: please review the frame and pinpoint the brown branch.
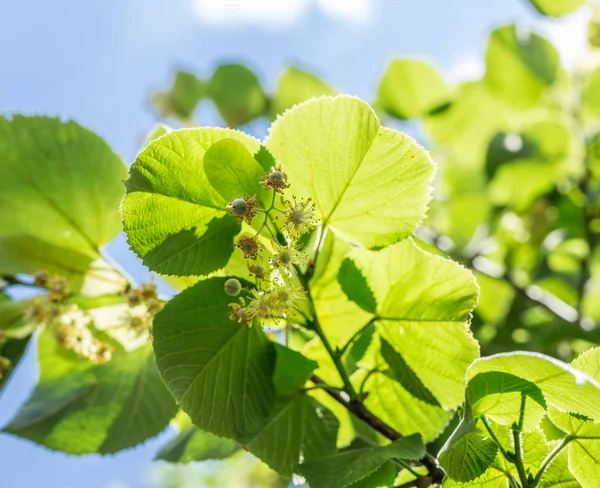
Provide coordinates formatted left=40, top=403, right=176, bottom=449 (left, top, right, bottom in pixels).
left=310, top=374, right=444, bottom=485
left=417, top=228, right=580, bottom=324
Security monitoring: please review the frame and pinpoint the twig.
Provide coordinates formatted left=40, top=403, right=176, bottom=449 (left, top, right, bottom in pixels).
left=310, top=374, right=445, bottom=485
left=1, top=275, right=36, bottom=287
left=418, top=228, right=580, bottom=324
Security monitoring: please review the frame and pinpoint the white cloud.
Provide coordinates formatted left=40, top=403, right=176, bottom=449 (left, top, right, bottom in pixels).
left=445, top=54, right=485, bottom=84
left=316, top=0, right=371, bottom=23
left=192, top=0, right=372, bottom=27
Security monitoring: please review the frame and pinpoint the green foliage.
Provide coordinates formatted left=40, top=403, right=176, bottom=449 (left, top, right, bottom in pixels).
left=0, top=115, right=126, bottom=257
left=3, top=13, right=600, bottom=488
left=153, top=277, right=276, bottom=438
left=121, top=128, right=261, bottom=276
left=155, top=414, right=238, bottom=463
left=377, top=59, right=451, bottom=119
left=527, top=0, right=586, bottom=17
left=4, top=331, right=178, bottom=454
left=272, top=66, right=336, bottom=116
left=153, top=71, right=205, bottom=123
left=485, top=25, right=560, bottom=109
left=208, top=64, right=267, bottom=128
left=440, top=349, right=600, bottom=487
left=299, top=434, right=425, bottom=488
left=267, top=96, right=434, bottom=249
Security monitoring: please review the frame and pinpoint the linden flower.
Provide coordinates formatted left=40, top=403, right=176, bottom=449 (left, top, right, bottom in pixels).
left=227, top=194, right=258, bottom=224
left=89, top=341, right=113, bottom=364
left=146, top=298, right=164, bottom=316
left=246, top=289, right=274, bottom=320
left=270, top=284, right=306, bottom=315
left=32, top=270, right=49, bottom=288
left=140, top=282, right=158, bottom=301
left=260, top=165, right=290, bottom=194
left=55, top=320, right=94, bottom=355
left=248, top=262, right=266, bottom=280
left=48, top=276, right=70, bottom=302
left=25, top=296, right=61, bottom=326
left=130, top=313, right=153, bottom=339
left=60, top=305, right=91, bottom=329
left=281, top=197, right=318, bottom=239
left=127, top=288, right=143, bottom=307
left=236, top=236, right=261, bottom=260
left=270, top=244, right=307, bottom=270
left=229, top=297, right=251, bottom=324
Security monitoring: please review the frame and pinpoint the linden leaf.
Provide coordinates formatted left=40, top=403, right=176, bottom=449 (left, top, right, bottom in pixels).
left=121, top=128, right=261, bottom=276
left=4, top=332, right=178, bottom=454
left=266, top=95, right=434, bottom=249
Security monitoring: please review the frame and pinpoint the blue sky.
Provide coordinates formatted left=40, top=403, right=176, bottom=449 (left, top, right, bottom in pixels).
left=0, top=1, right=589, bottom=486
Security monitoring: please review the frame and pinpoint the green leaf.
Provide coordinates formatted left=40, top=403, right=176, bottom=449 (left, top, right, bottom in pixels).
left=143, top=123, right=171, bottom=147
left=208, top=64, right=267, bottom=127
left=310, top=233, right=372, bottom=348
left=253, top=145, right=277, bottom=172
left=169, top=71, right=205, bottom=118
left=0, top=235, right=126, bottom=296
left=442, top=466, right=508, bottom=487
left=378, top=59, right=451, bottom=119
left=153, top=71, right=205, bottom=122
left=337, top=258, right=377, bottom=314
left=272, top=66, right=335, bottom=117
left=0, top=299, right=34, bottom=339
left=584, top=67, right=600, bottom=117
left=243, top=345, right=338, bottom=478
left=203, top=138, right=268, bottom=203
left=467, top=352, right=600, bottom=431
left=486, top=121, right=572, bottom=210
left=121, top=128, right=261, bottom=276
left=349, top=462, right=396, bottom=488
left=380, top=339, right=440, bottom=407
left=439, top=433, right=499, bottom=483
left=4, top=332, right=178, bottom=454
left=439, top=407, right=500, bottom=483
left=485, top=25, right=560, bottom=109
left=155, top=414, right=238, bottom=463
left=299, top=434, right=425, bottom=488
left=0, top=115, right=127, bottom=256
left=548, top=348, right=600, bottom=488
left=467, top=371, right=547, bottom=431
left=527, top=0, right=585, bottom=17
left=541, top=448, right=581, bottom=487
left=266, top=95, right=434, bottom=249
left=351, top=238, right=479, bottom=409
left=0, top=335, right=31, bottom=393
left=152, top=277, right=276, bottom=440
left=359, top=368, right=453, bottom=443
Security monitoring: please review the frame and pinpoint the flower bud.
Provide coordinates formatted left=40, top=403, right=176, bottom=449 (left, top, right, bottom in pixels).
left=224, top=278, right=242, bottom=296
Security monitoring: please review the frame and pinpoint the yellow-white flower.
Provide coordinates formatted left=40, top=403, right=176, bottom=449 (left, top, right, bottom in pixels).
left=281, top=197, right=318, bottom=239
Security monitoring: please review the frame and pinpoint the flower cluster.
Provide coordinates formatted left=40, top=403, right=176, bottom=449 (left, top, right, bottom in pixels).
left=33, top=271, right=70, bottom=302
left=0, top=355, right=11, bottom=381
left=55, top=305, right=112, bottom=364
left=225, top=159, right=319, bottom=326
left=124, top=282, right=163, bottom=341
left=24, top=272, right=113, bottom=364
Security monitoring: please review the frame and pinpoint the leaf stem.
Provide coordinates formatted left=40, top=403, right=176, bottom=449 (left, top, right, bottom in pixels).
left=531, top=435, right=573, bottom=487
left=310, top=313, right=359, bottom=400
left=337, top=317, right=377, bottom=358
left=512, top=394, right=529, bottom=488
left=481, top=417, right=512, bottom=462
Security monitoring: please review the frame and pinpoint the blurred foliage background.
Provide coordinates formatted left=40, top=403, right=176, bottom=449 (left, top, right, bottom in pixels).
left=2, top=0, right=600, bottom=486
